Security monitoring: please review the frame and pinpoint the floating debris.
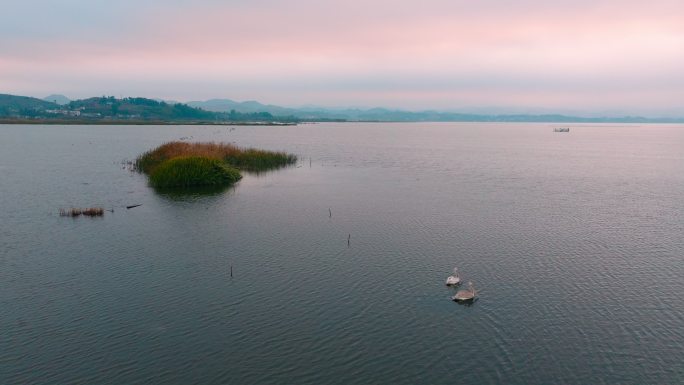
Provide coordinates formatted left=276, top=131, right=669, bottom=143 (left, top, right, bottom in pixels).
left=126, top=204, right=142, bottom=209
left=59, top=207, right=104, bottom=217
left=59, top=208, right=80, bottom=217
left=553, top=127, right=570, bottom=132
left=82, top=207, right=104, bottom=216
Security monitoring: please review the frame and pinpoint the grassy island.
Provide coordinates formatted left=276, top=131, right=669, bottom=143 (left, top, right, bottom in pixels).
left=135, top=142, right=297, bottom=188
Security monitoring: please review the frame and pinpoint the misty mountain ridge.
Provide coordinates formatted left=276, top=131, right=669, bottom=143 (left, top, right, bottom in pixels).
left=186, top=98, right=683, bottom=123
left=187, top=99, right=296, bottom=116
left=43, top=94, right=71, bottom=105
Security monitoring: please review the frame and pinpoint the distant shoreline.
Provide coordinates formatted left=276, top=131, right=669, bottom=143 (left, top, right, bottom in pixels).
left=0, top=118, right=298, bottom=126
left=2, top=119, right=683, bottom=125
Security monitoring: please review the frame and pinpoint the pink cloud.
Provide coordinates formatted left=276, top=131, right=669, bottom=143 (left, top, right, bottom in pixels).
left=2, top=0, right=683, bottom=114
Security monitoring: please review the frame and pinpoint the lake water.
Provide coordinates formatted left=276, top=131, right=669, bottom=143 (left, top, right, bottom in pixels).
left=1, top=123, right=683, bottom=384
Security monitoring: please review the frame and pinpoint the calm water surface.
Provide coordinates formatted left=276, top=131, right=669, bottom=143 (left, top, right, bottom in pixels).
left=1, top=123, right=683, bottom=384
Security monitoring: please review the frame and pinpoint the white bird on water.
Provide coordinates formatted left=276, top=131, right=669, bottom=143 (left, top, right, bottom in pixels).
left=453, top=281, right=476, bottom=302
left=445, top=267, right=461, bottom=286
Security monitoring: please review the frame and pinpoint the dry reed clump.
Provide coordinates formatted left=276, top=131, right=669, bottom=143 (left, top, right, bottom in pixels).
left=135, top=142, right=241, bottom=174
left=59, top=207, right=104, bottom=217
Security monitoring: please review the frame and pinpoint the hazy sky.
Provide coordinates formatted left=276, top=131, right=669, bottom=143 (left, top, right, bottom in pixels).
left=2, top=0, right=683, bottom=116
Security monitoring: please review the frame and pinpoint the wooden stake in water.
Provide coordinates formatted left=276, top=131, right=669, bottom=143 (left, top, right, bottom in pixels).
left=230, top=265, right=233, bottom=278
left=348, top=234, right=350, bottom=247
left=329, top=208, right=332, bottom=218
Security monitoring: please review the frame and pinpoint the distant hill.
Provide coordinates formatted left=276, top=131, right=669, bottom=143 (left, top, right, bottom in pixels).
left=43, top=94, right=71, bottom=105
left=67, top=96, right=217, bottom=120
left=0, top=94, right=298, bottom=123
left=0, top=94, right=58, bottom=116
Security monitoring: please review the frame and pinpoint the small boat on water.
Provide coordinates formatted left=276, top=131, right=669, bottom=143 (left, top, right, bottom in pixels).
left=445, top=267, right=461, bottom=286
left=453, top=281, right=476, bottom=302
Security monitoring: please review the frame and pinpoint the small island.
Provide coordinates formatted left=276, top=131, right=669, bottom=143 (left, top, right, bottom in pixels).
left=135, top=142, right=297, bottom=188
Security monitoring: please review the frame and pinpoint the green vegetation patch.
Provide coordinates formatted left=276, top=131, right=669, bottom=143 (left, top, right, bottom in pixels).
left=149, top=156, right=242, bottom=188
